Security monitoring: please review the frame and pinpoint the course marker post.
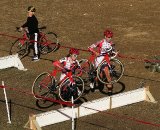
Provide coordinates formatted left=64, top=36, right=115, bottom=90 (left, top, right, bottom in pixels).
left=2, top=81, right=11, bottom=124
left=71, top=96, right=75, bottom=130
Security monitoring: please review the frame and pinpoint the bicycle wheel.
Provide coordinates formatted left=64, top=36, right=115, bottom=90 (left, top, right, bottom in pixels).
left=79, top=59, right=93, bottom=82
left=39, top=32, right=59, bottom=54
left=9, top=39, right=28, bottom=59
left=59, top=76, right=84, bottom=102
left=32, top=72, right=55, bottom=100
left=97, top=59, right=124, bottom=84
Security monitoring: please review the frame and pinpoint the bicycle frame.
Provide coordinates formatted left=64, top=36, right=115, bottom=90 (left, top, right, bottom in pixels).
left=86, top=50, right=117, bottom=66
left=82, top=49, right=120, bottom=73
left=39, top=32, right=52, bottom=46
left=18, top=32, right=29, bottom=45
left=79, top=50, right=121, bottom=83
left=32, top=63, right=85, bottom=103
left=51, top=69, right=75, bottom=86
left=39, top=65, right=83, bottom=90
left=17, top=30, right=46, bottom=46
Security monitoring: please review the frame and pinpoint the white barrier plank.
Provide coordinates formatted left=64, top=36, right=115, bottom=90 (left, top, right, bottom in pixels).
left=0, top=54, right=27, bottom=71
left=111, top=88, right=144, bottom=108
left=79, top=97, right=110, bottom=117
left=34, top=87, right=156, bottom=128
left=36, top=107, right=74, bottom=127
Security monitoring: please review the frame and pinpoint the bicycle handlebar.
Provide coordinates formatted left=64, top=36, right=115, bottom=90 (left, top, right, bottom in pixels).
left=16, top=27, right=22, bottom=32
left=89, top=49, right=119, bottom=59
left=38, top=26, right=46, bottom=30
left=16, top=27, right=28, bottom=33
left=110, top=51, right=119, bottom=59
left=53, top=63, right=83, bottom=77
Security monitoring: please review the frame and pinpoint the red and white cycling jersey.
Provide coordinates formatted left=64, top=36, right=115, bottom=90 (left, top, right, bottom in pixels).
left=53, top=56, right=79, bottom=81
left=89, top=39, right=113, bottom=55
left=59, top=57, right=79, bottom=70
left=89, top=39, right=114, bottom=67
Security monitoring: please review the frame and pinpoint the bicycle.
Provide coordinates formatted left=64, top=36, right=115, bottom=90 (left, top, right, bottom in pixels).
left=32, top=65, right=85, bottom=103
left=9, top=26, right=59, bottom=59
left=79, top=51, right=124, bottom=85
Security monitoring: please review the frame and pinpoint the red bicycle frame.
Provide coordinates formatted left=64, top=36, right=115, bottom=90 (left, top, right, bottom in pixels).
left=18, top=30, right=46, bottom=45
left=39, top=65, right=83, bottom=89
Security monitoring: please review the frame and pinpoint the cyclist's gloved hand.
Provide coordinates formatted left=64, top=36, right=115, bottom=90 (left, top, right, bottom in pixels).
left=16, top=27, right=21, bottom=32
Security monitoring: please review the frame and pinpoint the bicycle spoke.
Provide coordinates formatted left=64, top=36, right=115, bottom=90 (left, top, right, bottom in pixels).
left=10, top=39, right=28, bottom=58
left=39, top=32, right=58, bottom=54
left=59, top=76, right=84, bottom=102
left=32, top=72, right=55, bottom=100
left=79, top=59, right=92, bottom=82
left=97, top=59, right=124, bottom=84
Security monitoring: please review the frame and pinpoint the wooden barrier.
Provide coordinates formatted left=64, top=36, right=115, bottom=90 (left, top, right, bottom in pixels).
left=26, top=86, right=157, bottom=130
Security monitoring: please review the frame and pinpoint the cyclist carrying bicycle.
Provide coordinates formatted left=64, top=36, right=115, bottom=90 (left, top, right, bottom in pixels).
left=19, top=6, right=40, bottom=61
left=53, top=48, right=80, bottom=81
left=88, top=29, right=116, bottom=95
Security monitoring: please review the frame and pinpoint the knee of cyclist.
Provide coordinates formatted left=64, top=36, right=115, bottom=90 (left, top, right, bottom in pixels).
left=107, top=84, right=113, bottom=89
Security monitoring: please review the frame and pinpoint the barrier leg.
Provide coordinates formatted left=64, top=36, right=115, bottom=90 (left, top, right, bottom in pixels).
left=29, top=114, right=42, bottom=130
left=145, top=86, right=157, bottom=103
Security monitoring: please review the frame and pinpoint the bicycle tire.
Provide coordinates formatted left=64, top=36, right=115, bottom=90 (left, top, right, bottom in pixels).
left=32, top=72, right=55, bottom=100
left=39, top=32, right=59, bottom=54
left=97, top=58, right=124, bottom=84
left=59, top=76, right=84, bottom=102
left=9, top=38, right=28, bottom=59
left=79, top=59, right=93, bottom=82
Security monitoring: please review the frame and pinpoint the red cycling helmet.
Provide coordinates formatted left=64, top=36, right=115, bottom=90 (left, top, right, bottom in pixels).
left=69, top=48, right=79, bottom=55
left=104, top=30, right=113, bottom=38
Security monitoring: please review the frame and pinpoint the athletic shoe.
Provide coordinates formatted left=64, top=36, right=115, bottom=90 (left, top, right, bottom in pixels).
left=32, top=56, right=39, bottom=61
left=90, top=82, right=96, bottom=92
left=108, top=91, right=113, bottom=96
left=89, top=82, right=94, bottom=89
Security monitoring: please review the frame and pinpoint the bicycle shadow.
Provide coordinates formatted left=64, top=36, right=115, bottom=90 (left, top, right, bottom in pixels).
left=36, top=99, right=59, bottom=109
left=97, top=81, right=126, bottom=95
left=35, top=94, right=59, bottom=109
left=35, top=81, right=125, bottom=109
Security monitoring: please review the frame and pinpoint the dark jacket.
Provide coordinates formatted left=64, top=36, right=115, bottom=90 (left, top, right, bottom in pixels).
left=22, top=15, right=39, bottom=35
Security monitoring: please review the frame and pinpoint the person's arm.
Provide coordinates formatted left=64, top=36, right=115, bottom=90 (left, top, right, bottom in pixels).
left=109, top=41, right=115, bottom=51
left=53, top=61, right=64, bottom=70
left=76, top=60, right=80, bottom=67
left=19, top=17, right=29, bottom=31
left=88, top=40, right=101, bottom=56
left=21, top=22, right=28, bottom=28
left=53, top=57, right=70, bottom=73
left=22, top=17, right=29, bottom=28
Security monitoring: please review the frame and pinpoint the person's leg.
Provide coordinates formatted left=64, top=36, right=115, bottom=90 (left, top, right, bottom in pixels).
left=103, top=67, right=113, bottom=95
left=90, top=56, right=104, bottom=89
left=33, top=33, right=39, bottom=60
left=59, top=73, right=66, bottom=82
